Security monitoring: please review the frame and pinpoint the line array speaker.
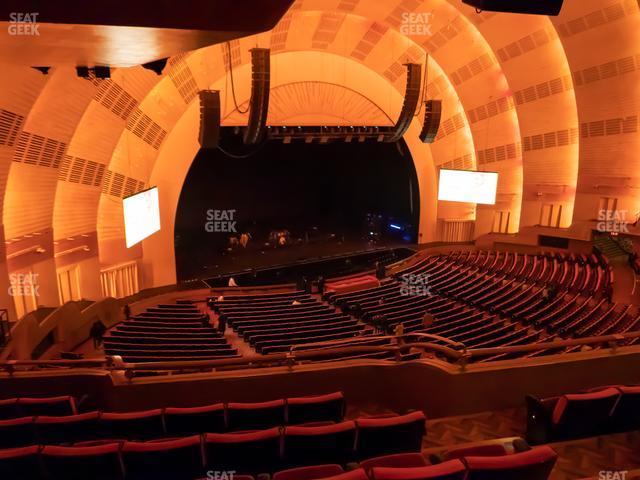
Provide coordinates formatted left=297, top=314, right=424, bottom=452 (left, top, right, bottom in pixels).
left=198, top=90, right=221, bottom=149
left=243, top=48, right=271, bottom=145
left=462, top=0, right=564, bottom=16
left=419, top=100, right=442, bottom=144
left=386, top=63, right=422, bottom=143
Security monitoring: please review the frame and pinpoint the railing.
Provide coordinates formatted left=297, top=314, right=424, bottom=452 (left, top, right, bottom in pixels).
left=2, top=330, right=640, bottom=378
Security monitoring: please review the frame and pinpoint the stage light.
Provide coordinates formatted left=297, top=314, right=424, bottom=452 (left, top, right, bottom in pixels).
left=94, top=66, right=111, bottom=79
left=76, top=66, right=90, bottom=79
left=389, top=224, right=402, bottom=230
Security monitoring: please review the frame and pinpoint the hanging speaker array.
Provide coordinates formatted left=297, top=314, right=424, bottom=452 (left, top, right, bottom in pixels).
left=200, top=49, right=443, bottom=149
left=198, top=90, right=221, bottom=150
left=386, top=63, right=422, bottom=143
left=243, top=48, right=271, bottom=146
left=462, top=0, right=563, bottom=16
left=419, top=100, right=442, bottom=144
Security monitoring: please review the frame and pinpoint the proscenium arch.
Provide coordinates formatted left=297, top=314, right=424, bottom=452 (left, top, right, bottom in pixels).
left=142, top=50, right=438, bottom=287
left=280, top=3, right=524, bottom=233
left=95, top=10, right=476, bottom=272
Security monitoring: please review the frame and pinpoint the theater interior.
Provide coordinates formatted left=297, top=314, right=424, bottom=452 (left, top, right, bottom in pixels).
left=0, top=0, right=640, bottom=478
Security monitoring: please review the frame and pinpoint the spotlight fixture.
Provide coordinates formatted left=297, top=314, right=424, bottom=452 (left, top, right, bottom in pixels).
left=94, top=66, right=111, bottom=79
left=76, top=66, right=91, bottom=79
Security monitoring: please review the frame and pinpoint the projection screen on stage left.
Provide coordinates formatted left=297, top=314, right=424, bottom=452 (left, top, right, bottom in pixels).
left=437, top=169, right=498, bottom=205
left=123, top=186, right=161, bottom=248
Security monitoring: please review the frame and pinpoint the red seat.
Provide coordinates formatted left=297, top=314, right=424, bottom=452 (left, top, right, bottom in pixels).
left=227, top=399, right=286, bottom=431
left=360, top=452, right=428, bottom=469
left=0, top=445, right=43, bottom=479
left=610, top=385, right=640, bottom=431
left=370, top=460, right=466, bottom=480
left=0, top=416, right=36, bottom=449
left=287, top=392, right=345, bottom=425
left=527, top=387, right=620, bottom=442
left=356, top=411, right=426, bottom=460
left=17, top=396, right=77, bottom=417
left=99, top=409, right=165, bottom=440
left=122, top=435, right=203, bottom=480
left=464, top=446, right=557, bottom=480
left=273, top=464, right=344, bottom=480
left=443, top=444, right=508, bottom=460
left=283, top=421, right=356, bottom=466
left=42, top=443, right=124, bottom=480
left=316, top=469, right=369, bottom=480
left=36, top=411, right=101, bottom=445
left=164, top=402, right=226, bottom=435
left=550, top=388, right=619, bottom=440
left=205, top=427, right=282, bottom=474
left=0, top=397, right=20, bottom=420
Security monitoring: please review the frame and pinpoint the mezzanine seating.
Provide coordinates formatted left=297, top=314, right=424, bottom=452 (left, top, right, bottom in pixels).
left=0, top=395, right=77, bottom=420
left=0, top=392, right=347, bottom=449
left=526, top=384, right=640, bottom=443
left=271, top=445, right=557, bottom=480
left=0, top=411, right=428, bottom=477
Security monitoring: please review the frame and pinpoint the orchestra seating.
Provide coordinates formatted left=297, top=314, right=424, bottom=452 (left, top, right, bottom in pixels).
left=104, top=303, right=240, bottom=362
left=213, top=291, right=373, bottom=354
left=325, top=250, right=636, bottom=362
left=100, top=249, right=637, bottom=366
left=526, top=384, right=640, bottom=443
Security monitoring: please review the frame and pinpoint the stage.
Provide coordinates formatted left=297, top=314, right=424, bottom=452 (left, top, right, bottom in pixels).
left=176, top=234, right=414, bottom=287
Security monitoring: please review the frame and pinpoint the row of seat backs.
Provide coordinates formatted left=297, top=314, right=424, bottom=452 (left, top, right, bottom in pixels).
left=0, top=412, right=427, bottom=478
left=271, top=446, right=558, bottom=480
left=0, top=396, right=77, bottom=420
left=0, top=392, right=347, bottom=448
left=526, top=385, right=640, bottom=443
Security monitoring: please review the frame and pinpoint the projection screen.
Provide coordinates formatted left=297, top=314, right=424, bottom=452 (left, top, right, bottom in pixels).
left=123, top=187, right=161, bottom=248
left=438, top=169, right=498, bottom=205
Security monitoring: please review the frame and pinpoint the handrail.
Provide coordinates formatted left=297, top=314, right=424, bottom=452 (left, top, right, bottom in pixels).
left=2, top=330, right=640, bottom=376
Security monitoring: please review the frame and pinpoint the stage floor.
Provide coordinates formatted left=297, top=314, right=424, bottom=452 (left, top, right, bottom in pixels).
left=177, top=235, right=414, bottom=285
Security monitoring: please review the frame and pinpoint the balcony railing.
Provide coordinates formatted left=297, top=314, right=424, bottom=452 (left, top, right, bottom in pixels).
left=1, top=329, right=640, bottom=378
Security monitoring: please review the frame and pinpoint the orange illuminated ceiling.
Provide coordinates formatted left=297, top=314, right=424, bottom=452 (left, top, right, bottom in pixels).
left=0, top=0, right=636, bottom=296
